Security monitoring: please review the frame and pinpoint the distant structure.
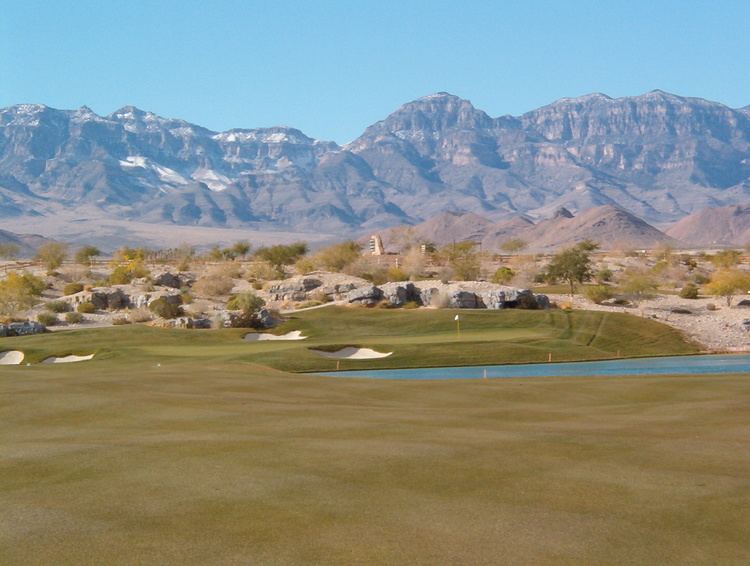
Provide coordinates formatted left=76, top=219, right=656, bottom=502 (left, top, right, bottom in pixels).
left=368, top=234, right=385, bottom=256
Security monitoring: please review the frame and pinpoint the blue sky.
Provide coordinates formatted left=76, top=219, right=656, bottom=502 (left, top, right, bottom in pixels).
left=2, top=0, right=749, bottom=143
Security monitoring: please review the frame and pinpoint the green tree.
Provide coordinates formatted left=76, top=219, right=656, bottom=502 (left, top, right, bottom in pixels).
left=546, top=242, right=598, bottom=296
left=438, top=242, right=480, bottom=281
left=705, top=269, right=750, bottom=306
left=254, top=242, right=308, bottom=272
left=35, top=242, right=68, bottom=274
left=0, top=271, right=46, bottom=315
left=491, top=266, right=515, bottom=284
left=619, top=268, right=659, bottom=307
left=230, top=241, right=251, bottom=259
left=227, top=292, right=265, bottom=313
left=75, top=245, right=101, bottom=266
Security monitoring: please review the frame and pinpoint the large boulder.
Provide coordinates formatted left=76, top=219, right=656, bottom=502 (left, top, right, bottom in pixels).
left=448, top=291, right=481, bottom=309
left=268, top=277, right=323, bottom=301
left=0, top=321, right=46, bottom=336
left=218, top=307, right=278, bottom=329
left=380, top=282, right=421, bottom=307
left=154, top=272, right=182, bottom=289
left=81, top=288, right=129, bottom=310
left=130, top=290, right=182, bottom=309
left=478, top=290, right=507, bottom=309
left=320, top=282, right=361, bottom=300
left=346, top=285, right=383, bottom=306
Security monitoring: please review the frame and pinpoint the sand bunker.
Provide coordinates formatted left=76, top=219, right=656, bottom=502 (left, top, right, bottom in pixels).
left=0, top=351, right=24, bottom=365
left=42, top=354, right=95, bottom=364
left=244, top=331, right=307, bottom=341
left=311, top=347, right=392, bottom=360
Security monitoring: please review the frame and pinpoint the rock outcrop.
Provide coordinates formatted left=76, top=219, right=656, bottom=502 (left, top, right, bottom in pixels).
left=0, top=321, right=46, bottom=336
left=344, top=280, right=548, bottom=310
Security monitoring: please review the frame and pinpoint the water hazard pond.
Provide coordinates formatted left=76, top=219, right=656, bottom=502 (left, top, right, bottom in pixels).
left=320, top=354, right=750, bottom=380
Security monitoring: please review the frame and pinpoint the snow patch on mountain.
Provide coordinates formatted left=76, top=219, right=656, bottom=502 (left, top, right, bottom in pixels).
left=191, top=168, right=232, bottom=191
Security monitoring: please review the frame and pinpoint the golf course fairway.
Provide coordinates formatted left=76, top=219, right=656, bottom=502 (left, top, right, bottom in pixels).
left=1, top=308, right=748, bottom=564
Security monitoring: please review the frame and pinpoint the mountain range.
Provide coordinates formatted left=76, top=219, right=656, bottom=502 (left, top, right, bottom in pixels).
left=378, top=205, right=677, bottom=252
left=3, top=90, right=750, bottom=241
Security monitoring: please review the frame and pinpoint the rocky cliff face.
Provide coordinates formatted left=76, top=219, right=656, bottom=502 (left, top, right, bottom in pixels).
left=3, top=90, right=750, bottom=235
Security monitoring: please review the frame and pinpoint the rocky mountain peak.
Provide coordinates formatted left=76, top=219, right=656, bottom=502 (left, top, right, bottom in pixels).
left=351, top=92, right=495, bottom=147
left=553, top=207, right=574, bottom=219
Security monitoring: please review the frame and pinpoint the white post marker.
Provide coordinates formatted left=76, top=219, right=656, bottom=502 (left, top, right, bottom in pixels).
left=454, top=314, right=460, bottom=338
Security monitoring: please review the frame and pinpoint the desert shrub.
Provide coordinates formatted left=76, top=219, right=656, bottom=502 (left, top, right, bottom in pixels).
left=77, top=302, right=96, bottom=314
left=180, top=291, right=194, bottom=304
left=254, top=242, right=307, bottom=272
left=595, top=268, right=614, bottom=283
left=44, top=300, right=70, bottom=313
left=309, top=290, right=331, bottom=304
left=112, top=316, right=131, bottom=325
left=491, top=266, right=515, bottom=285
left=345, top=257, right=387, bottom=284
left=295, top=257, right=316, bottom=275
left=210, top=262, right=242, bottom=279
left=245, top=261, right=281, bottom=282
left=0, top=271, right=46, bottom=315
left=74, top=245, right=100, bottom=266
left=37, top=312, right=58, bottom=326
left=128, top=307, right=153, bottom=323
left=401, top=246, right=426, bottom=280
left=619, top=268, right=659, bottom=306
left=693, top=273, right=710, bottom=285
left=148, top=297, right=183, bottom=319
left=314, top=241, right=361, bottom=272
left=706, top=303, right=718, bottom=311
left=679, top=283, right=699, bottom=299
left=63, top=282, right=85, bottom=296
left=499, top=239, right=528, bottom=254
left=109, top=261, right=150, bottom=285
left=705, top=269, right=750, bottom=306
left=710, top=250, right=742, bottom=269
left=35, top=242, right=68, bottom=274
left=226, top=292, right=265, bottom=313
left=193, top=274, right=234, bottom=297
left=583, top=285, right=614, bottom=304
left=252, top=282, right=263, bottom=290
left=402, top=300, right=419, bottom=309
left=438, top=242, right=480, bottom=281
left=65, top=312, right=84, bottom=324
left=386, top=266, right=408, bottom=282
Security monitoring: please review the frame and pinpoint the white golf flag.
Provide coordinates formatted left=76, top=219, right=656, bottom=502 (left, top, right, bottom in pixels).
left=454, top=314, right=460, bottom=321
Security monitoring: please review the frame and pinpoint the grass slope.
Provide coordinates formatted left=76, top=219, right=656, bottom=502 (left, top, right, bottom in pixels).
left=1, top=361, right=749, bottom=564
left=2, top=309, right=741, bottom=565
left=0, top=307, right=699, bottom=373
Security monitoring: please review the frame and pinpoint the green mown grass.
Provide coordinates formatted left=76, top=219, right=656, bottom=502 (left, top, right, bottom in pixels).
left=2, top=308, right=746, bottom=565
left=0, top=307, right=698, bottom=372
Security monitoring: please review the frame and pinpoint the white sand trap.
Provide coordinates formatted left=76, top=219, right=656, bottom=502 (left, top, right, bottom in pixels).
left=311, top=347, right=393, bottom=360
left=42, top=354, right=95, bottom=364
left=0, top=351, right=24, bottom=365
left=244, top=330, right=307, bottom=341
